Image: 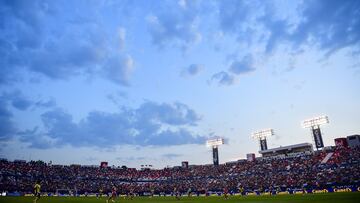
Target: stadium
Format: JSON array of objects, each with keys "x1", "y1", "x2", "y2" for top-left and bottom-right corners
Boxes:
[
  {"x1": 1, "y1": 0, "x2": 360, "y2": 203},
  {"x1": 1, "y1": 119, "x2": 360, "y2": 202}
]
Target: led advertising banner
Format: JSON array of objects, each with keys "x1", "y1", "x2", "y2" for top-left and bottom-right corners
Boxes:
[
  {"x1": 260, "y1": 139, "x2": 268, "y2": 151},
  {"x1": 212, "y1": 147, "x2": 219, "y2": 166},
  {"x1": 313, "y1": 128, "x2": 324, "y2": 148}
]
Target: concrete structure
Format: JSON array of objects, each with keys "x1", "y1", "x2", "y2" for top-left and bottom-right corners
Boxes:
[
  {"x1": 259, "y1": 143, "x2": 313, "y2": 157},
  {"x1": 347, "y1": 134, "x2": 360, "y2": 148}
]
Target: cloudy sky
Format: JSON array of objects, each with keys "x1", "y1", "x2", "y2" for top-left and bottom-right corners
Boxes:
[{"x1": 0, "y1": 0, "x2": 359, "y2": 168}]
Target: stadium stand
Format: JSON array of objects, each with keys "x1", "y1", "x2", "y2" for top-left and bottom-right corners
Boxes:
[{"x1": 0, "y1": 146, "x2": 359, "y2": 196}]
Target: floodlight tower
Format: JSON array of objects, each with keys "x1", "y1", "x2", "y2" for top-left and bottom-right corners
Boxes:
[
  {"x1": 252, "y1": 129, "x2": 274, "y2": 151},
  {"x1": 206, "y1": 138, "x2": 224, "y2": 166},
  {"x1": 302, "y1": 115, "x2": 329, "y2": 150}
]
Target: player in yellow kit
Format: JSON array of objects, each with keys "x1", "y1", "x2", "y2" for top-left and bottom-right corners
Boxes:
[{"x1": 33, "y1": 181, "x2": 41, "y2": 203}]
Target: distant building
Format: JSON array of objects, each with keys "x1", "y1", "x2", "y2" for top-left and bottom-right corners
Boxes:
[
  {"x1": 100, "y1": 161, "x2": 108, "y2": 168},
  {"x1": 246, "y1": 153, "x2": 256, "y2": 162},
  {"x1": 334, "y1": 137, "x2": 348, "y2": 147},
  {"x1": 181, "y1": 161, "x2": 189, "y2": 168},
  {"x1": 347, "y1": 134, "x2": 360, "y2": 148},
  {"x1": 259, "y1": 143, "x2": 313, "y2": 158}
]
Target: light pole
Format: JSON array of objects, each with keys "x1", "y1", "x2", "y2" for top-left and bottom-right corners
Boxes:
[
  {"x1": 302, "y1": 115, "x2": 329, "y2": 150},
  {"x1": 206, "y1": 138, "x2": 224, "y2": 166},
  {"x1": 252, "y1": 129, "x2": 274, "y2": 151}
]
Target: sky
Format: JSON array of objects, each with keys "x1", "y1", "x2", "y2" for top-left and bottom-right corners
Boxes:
[{"x1": 0, "y1": 0, "x2": 359, "y2": 168}]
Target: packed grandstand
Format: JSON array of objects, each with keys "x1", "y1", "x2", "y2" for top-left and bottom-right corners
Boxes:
[{"x1": 0, "y1": 145, "x2": 359, "y2": 196}]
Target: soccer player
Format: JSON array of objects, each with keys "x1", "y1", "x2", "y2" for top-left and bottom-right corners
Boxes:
[
  {"x1": 173, "y1": 187, "x2": 180, "y2": 200},
  {"x1": 223, "y1": 187, "x2": 229, "y2": 199},
  {"x1": 204, "y1": 188, "x2": 209, "y2": 197},
  {"x1": 239, "y1": 186, "x2": 245, "y2": 196},
  {"x1": 98, "y1": 187, "x2": 103, "y2": 198},
  {"x1": 128, "y1": 187, "x2": 135, "y2": 200},
  {"x1": 33, "y1": 181, "x2": 41, "y2": 203},
  {"x1": 269, "y1": 185, "x2": 274, "y2": 196},
  {"x1": 187, "y1": 187, "x2": 192, "y2": 197},
  {"x1": 150, "y1": 187, "x2": 155, "y2": 198},
  {"x1": 106, "y1": 186, "x2": 117, "y2": 203}
]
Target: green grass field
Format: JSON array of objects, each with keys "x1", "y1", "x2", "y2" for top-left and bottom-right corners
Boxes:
[{"x1": 1, "y1": 193, "x2": 360, "y2": 203}]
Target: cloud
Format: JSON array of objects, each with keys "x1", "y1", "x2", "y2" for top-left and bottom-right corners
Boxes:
[
  {"x1": 0, "y1": 0, "x2": 134, "y2": 86},
  {"x1": 181, "y1": 64, "x2": 203, "y2": 76},
  {"x1": 147, "y1": 128, "x2": 205, "y2": 146},
  {"x1": 211, "y1": 0, "x2": 360, "y2": 83},
  {"x1": 2, "y1": 91, "x2": 33, "y2": 111},
  {"x1": 146, "y1": 0, "x2": 201, "y2": 49},
  {"x1": 218, "y1": 0, "x2": 255, "y2": 34},
  {"x1": 0, "y1": 99, "x2": 17, "y2": 141},
  {"x1": 217, "y1": 0, "x2": 360, "y2": 55},
  {"x1": 0, "y1": 0, "x2": 46, "y2": 49},
  {"x1": 118, "y1": 27, "x2": 126, "y2": 51},
  {"x1": 0, "y1": 0, "x2": 52, "y2": 84},
  {"x1": 19, "y1": 101, "x2": 206, "y2": 148},
  {"x1": 229, "y1": 55, "x2": 255, "y2": 75},
  {"x1": 291, "y1": 0, "x2": 360, "y2": 55},
  {"x1": 136, "y1": 101, "x2": 200, "y2": 126},
  {"x1": 1, "y1": 90, "x2": 56, "y2": 111},
  {"x1": 107, "y1": 91, "x2": 128, "y2": 107},
  {"x1": 210, "y1": 71, "x2": 236, "y2": 86},
  {"x1": 35, "y1": 98, "x2": 57, "y2": 108},
  {"x1": 0, "y1": 90, "x2": 56, "y2": 142},
  {"x1": 29, "y1": 30, "x2": 108, "y2": 80},
  {"x1": 18, "y1": 127, "x2": 56, "y2": 149},
  {"x1": 102, "y1": 55, "x2": 134, "y2": 86},
  {"x1": 162, "y1": 153, "x2": 182, "y2": 159}
]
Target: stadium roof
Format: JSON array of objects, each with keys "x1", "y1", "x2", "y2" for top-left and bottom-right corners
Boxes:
[{"x1": 259, "y1": 143, "x2": 313, "y2": 154}]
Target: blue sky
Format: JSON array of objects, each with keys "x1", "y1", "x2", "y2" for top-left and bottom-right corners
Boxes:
[{"x1": 0, "y1": 0, "x2": 359, "y2": 168}]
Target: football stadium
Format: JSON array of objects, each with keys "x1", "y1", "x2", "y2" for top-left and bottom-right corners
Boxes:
[
  {"x1": 1, "y1": 125, "x2": 359, "y2": 202},
  {"x1": 1, "y1": 0, "x2": 360, "y2": 202}
]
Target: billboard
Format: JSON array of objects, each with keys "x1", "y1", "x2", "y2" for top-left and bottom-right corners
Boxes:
[
  {"x1": 313, "y1": 128, "x2": 324, "y2": 148},
  {"x1": 100, "y1": 162, "x2": 108, "y2": 168},
  {"x1": 260, "y1": 139, "x2": 268, "y2": 151},
  {"x1": 246, "y1": 153, "x2": 256, "y2": 162},
  {"x1": 181, "y1": 161, "x2": 189, "y2": 168},
  {"x1": 334, "y1": 138, "x2": 348, "y2": 147},
  {"x1": 212, "y1": 147, "x2": 219, "y2": 166}
]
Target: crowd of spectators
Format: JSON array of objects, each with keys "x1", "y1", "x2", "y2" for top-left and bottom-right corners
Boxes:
[{"x1": 0, "y1": 146, "x2": 359, "y2": 195}]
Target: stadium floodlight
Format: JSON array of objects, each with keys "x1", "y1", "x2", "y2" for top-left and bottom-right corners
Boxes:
[
  {"x1": 206, "y1": 138, "x2": 224, "y2": 166},
  {"x1": 206, "y1": 138, "x2": 224, "y2": 148},
  {"x1": 301, "y1": 115, "x2": 329, "y2": 150},
  {"x1": 301, "y1": 115, "x2": 329, "y2": 128},
  {"x1": 251, "y1": 129, "x2": 274, "y2": 151},
  {"x1": 251, "y1": 129, "x2": 274, "y2": 140}
]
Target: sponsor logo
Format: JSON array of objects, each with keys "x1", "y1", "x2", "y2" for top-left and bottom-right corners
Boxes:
[
  {"x1": 333, "y1": 188, "x2": 352, "y2": 193},
  {"x1": 312, "y1": 189, "x2": 328, "y2": 193}
]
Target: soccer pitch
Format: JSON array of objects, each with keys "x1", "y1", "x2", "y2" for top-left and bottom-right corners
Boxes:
[{"x1": 1, "y1": 193, "x2": 360, "y2": 203}]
